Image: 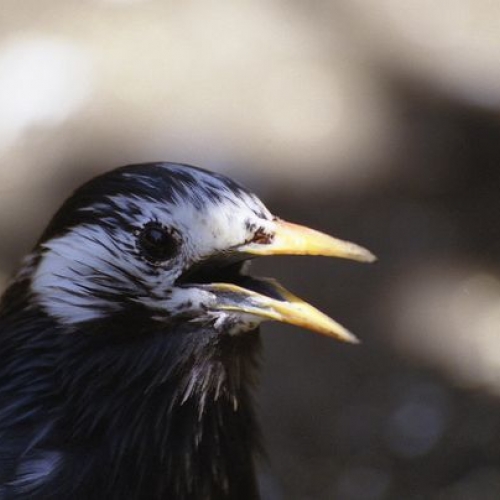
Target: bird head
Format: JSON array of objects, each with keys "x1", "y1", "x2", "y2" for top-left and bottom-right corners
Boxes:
[
  {"x1": 29, "y1": 163, "x2": 375, "y2": 342},
  {"x1": 0, "y1": 163, "x2": 376, "y2": 498}
]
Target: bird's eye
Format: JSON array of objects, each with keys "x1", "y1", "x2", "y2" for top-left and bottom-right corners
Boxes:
[{"x1": 137, "y1": 223, "x2": 179, "y2": 263}]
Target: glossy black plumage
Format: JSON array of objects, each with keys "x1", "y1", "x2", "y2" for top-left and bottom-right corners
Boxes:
[{"x1": 0, "y1": 297, "x2": 261, "y2": 499}]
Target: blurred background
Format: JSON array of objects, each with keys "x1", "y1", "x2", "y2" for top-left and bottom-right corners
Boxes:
[{"x1": 2, "y1": 0, "x2": 500, "y2": 498}]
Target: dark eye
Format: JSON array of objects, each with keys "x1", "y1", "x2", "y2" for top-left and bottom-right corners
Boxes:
[{"x1": 137, "y1": 223, "x2": 179, "y2": 263}]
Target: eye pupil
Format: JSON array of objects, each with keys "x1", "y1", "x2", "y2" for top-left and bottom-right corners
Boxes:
[
  {"x1": 138, "y1": 223, "x2": 178, "y2": 262},
  {"x1": 146, "y1": 228, "x2": 164, "y2": 245}
]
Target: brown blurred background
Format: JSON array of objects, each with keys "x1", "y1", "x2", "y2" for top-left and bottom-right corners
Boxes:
[{"x1": 2, "y1": 1, "x2": 500, "y2": 498}]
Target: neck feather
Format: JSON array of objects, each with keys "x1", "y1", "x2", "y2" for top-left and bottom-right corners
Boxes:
[{"x1": 0, "y1": 288, "x2": 263, "y2": 499}]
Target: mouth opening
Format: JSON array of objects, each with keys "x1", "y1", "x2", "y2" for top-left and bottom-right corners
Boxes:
[
  {"x1": 176, "y1": 257, "x2": 288, "y2": 302},
  {"x1": 175, "y1": 254, "x2": 358, "y2": 342}
]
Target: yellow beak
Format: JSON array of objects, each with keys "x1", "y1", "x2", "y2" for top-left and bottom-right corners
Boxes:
[{"x1": 203, "y1": 218, "x2": 376, "y2": 342}]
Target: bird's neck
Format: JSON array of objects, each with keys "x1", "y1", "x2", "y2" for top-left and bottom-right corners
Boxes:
[
  {"x1": 25, "y1": 311, "x2": 262, "y2": 499},
  {"x1": 0, "y1": 271, "x2": 263, "y2": 499}
]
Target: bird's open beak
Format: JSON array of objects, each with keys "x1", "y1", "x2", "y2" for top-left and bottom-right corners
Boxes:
[{"x1": 201, "y1": 219, "x2": 376, "y2": 343}]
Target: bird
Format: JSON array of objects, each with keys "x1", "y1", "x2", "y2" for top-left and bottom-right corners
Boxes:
[{"x1": 0, "y1": 163, "x2": 375, "y2": 500}]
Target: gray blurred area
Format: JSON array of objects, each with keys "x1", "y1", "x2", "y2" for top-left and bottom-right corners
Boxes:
[{"x1": 2, "y1": 1, "x2": 500, "y2": 499}]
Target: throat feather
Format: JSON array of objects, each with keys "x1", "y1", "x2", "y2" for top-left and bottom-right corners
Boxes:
[{"x1": 58, "y1": 322, "x2": 262, "y2": 499}]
